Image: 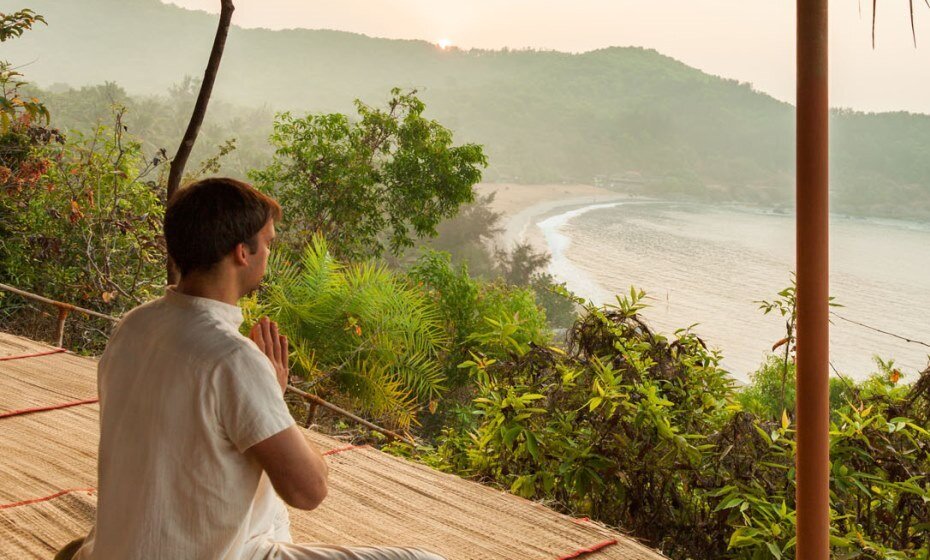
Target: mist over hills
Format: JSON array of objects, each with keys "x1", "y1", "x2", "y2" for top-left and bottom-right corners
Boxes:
[{"x1": 4, "y1": 0, "x2": 930, "y2": 219}]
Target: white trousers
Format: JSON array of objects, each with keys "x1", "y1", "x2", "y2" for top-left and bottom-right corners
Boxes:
[
  {"x1": 269, "y1": 542, "x2": 445, "y2": 560},
  {"x1": 266, "y1": 513, "x2": 444, "y2": 560}
]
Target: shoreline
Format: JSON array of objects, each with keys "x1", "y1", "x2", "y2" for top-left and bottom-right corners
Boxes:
[
  {"x1": 475, "y1": 183, "x2": 634, "y2": 252},
  {"x1": 477, "y1": 183, "x2": 930, "y2": 255},
  {"x1": 475, "y1": 184, "x2": 930, "y2": 382}
]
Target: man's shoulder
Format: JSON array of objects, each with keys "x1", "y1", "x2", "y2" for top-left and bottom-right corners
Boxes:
[
  {"x1": 114, "y1": 295, "x2": 166, "y2": 328},
  {"x1": 191, "y1": 328, "x2": 270, "y2": 375},
  {"x1": 113, "y1": 297, "x2": 259, "y2": 366},
  {"x1": 215, "y1": 335, "x2": 273, "y2": 374}
]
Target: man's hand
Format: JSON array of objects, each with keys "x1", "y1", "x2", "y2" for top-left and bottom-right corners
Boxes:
[{"x1": 249, "y1": 316, "x2": 289, "y2": 394}]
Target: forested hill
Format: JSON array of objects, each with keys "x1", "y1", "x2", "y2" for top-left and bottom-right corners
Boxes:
[{"x1": 4, "y1": 0, "x2": 930, "y2": 219}]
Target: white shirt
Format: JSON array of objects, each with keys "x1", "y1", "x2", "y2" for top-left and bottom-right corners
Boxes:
[{"x1": 74, "y1": 287, "x2": 297, "y2": 560}]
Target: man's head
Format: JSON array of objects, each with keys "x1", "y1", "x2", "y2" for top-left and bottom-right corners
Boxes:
[{"x1": 165, "y1": 178, "x2": 281, "y2": 294}]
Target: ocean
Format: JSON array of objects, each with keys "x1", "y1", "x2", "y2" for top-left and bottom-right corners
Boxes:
[{"x1": 537, "y1": 201, "x2": 930, "y2": 382}]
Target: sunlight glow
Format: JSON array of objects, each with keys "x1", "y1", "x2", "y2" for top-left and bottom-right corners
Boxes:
[{"x1": 437, "y1": 38, "x2": 452, "y2": 50}]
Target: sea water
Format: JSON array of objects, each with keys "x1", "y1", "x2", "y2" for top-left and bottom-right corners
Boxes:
[{"x1": 538, "y1": 201, "x2": 930, "y2": 381}]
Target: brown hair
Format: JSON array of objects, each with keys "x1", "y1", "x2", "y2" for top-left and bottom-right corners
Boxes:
[{"x1": 164, "y1": 177, "x2": 282, "y2": 276}]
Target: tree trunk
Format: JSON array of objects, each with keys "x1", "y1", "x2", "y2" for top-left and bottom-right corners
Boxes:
[{"x1": 165, "y1": 0, "x2": 235, "y2": 285}]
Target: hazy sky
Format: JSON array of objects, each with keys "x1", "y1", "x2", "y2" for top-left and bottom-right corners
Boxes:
[{"x1": 164, "y1": 0, "x2": 930, "y2": 114}]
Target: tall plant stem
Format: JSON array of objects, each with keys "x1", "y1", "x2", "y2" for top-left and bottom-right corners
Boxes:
[{"x1": 165, "y1": 0, "x2": 235, "y2": 284}]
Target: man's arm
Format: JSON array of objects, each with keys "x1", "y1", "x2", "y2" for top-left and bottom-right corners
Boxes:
[
  {"x1": 246, "y1": 316, "x2": 329, "y2": 510},
  {"x1": 246, "y1": 425, "x2": 329, "y2": 510}
]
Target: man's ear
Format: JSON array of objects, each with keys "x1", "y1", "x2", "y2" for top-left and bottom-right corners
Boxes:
[{"x1": 232, "y1": 242, "x2": 250, "y2": 267}]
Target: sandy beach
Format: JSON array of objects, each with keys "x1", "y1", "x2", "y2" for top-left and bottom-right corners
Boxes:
[{"x1": 475, "y1": 183, "x2": 631, "y2": 253}]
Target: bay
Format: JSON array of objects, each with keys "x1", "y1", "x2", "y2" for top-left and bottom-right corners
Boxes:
[{"x1": 538, "y1": 201, "x2": 930, "y2": 381}]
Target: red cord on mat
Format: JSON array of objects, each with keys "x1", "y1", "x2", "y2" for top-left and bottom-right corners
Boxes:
[
  {"x1": 322, "y1": 444, "x2": 368, "y2": 456},
  {"x1": 572, "y1": 517, "x2": 591, "y2": 524},
  {"x1": 0, "y1": 398, "x2": 99, "y2": 420},
  {"x1": 0, "y1": 488, "x2": 96, "y2": 510},
  {"x1": 0, "y1": 348, "x2": 66, "y2": 361},
  {"x1": 555, "y1": 539, "x2": 619, "y2": 560}
]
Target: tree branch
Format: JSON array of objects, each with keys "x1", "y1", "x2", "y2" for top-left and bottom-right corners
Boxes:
[{"x1": 165, "y1": 0, "x2": 235, "y2": 284}]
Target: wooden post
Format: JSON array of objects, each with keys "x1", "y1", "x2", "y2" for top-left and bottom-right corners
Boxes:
[
  {"x1": 55, "y1": 307, "x2": 70, "y2": 348},
  {"x1": 796, "y1": 0, "x2": 830, "y2": 558},
  {"x1": 303, "y1": 402, "x2": 318, "y2": 428}
]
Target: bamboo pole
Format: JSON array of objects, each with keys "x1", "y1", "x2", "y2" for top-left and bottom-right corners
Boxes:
[
  {"x1": 0, "y1": 283, "x2": 118, "y2": 323},
  {"x1": 796, "y1": 0, "x2": 830, "y2": 558},
  {"x1": 286, "y1": 385, "x2": 411, "y2": 443}
]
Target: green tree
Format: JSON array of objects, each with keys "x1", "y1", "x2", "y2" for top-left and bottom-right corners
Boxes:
[
  {"x1": 1, "y1": 8, "x2": 53, "y2": 186},
  {"x1": 1, "y1": 9, "x2": 47, "y2": 132},
  {"x1": 250, "y1": 89, "x2": 487, "y2": 260},
  {"x1": 397, "y1": 192, "x2": 504, "y2": 279},
  {"x1": 0, "y1": 109, "x2": 166, "y2": 351}
]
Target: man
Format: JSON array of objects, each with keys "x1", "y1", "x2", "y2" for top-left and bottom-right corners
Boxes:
[{"x1": 62, "y1": 178, "x2": 443, "y2": 560}]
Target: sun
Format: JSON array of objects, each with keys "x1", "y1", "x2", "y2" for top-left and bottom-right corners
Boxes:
[{"x1": 437, "y1": 38, "x2": 453, "y2": 50}]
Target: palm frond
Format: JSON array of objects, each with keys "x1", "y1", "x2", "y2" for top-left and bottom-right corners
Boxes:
[
  {"x1": 252, "y1": 232, "x2": 448, "y2": 426},
  {"x1": 337, "y1": 359, "x2": 418, "y2": 428}
]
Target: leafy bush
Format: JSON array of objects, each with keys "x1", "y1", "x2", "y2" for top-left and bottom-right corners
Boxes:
[
  {"x1": 407, "y1": 249, "x2": 552, "y2": 384},
  {"x1": 389, "y1": 288, "x2": 930, "y2": 559},
  {"x1": 1, "y1": 109, "x2": 165, "y2": 352},
  {"x1": 243, "y1": 234, "x2": 450, "y2": 429},
  {"x1": 529, "y1": 273, "x2": 578, "y2": 329},
  {"x1": 403, "y1": 196, "x2": 578, "y2": 330},
  {"x1": 471, "y1": 280, "x2": 551, "y2": 357},
  {"x1": 738, "y1": 355, "x2": 853, "y2": 423}
]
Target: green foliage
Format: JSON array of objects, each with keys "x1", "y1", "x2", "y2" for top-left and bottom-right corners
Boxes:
[
  {"x1": 407, "y1": 250, "x2": 480, "y2": 383},
  {"x1": 489, "y1": 242, "x2": 578, "y2": 329},
  {"x1": 402, "y1": 196, "x2": 577, "y2": 330},
  {"x1": 403, "y1": 192, "x2": 504, "y2": 279},
  {"x1": 0, "y1": 8, "x2": 44, "y2": 42},
  {"x1": 737, "y1": 355, "x2": 798, "y2": 421},
  {"x1": 738, "y1": 355, "x2": 853, "y2": 422},
  {"x1": 402, "y1": 249, "x2": 551, "y2": 441},
  {"x1": 242, "y1": 234, "x2": 450, "y2": 429},
  {"x1": 407, "y1": 249, "x2": 551, "y2": 388},
  {"x1": 392, "y1": 286, "x2": 930, "y2": 559},
  {"x1": 432, "y1": 288, "x2": 738, "y2": 556},
  {"x1": 249, "y1": 89, "x2": 487, "y2": 260},
  {"x1": 471, "y1": 280, "x2": 551, "y2": 359},
  {"x1": 825, "y1": 371, "x2": 930, "y2": 559},
  {"x1": 0, "y1": 108, "x2": 165, "y2": 351},
  {"x1": 1, "y1": 8, "x2": 48, "y2": 132}
]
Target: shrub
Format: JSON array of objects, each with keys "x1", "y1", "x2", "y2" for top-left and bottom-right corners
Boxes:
[
  {"x1": 243, "y1": 234, "x2": 450, "y2": 429},
  {"x1": 0, "y1": 109, "x2": 164, "y2": 351},
  {"x1": 388, "y1": 288, "x2": 930, "y2": 559}
]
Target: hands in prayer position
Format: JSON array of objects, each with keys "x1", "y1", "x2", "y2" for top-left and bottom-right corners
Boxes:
[{"x1": 249, "y1": 316, "x2": 289, "y2": 394}]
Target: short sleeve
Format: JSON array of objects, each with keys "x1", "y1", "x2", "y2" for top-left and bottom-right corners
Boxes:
[{"x1": 215, "y1": 345, "x2": 296, "y2": 453}]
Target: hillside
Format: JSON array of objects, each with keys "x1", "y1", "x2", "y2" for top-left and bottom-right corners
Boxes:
[{"x1": 4, "y1": 0, "x2": 930, "y2": 218}]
